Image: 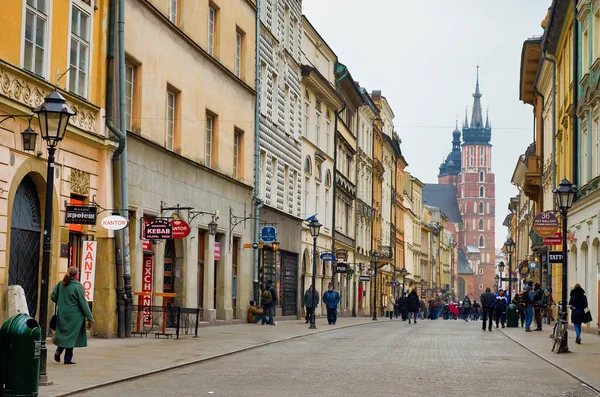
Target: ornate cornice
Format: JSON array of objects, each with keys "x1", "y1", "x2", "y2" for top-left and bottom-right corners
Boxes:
[{"x1": 0, "y1": 61, "x2": 99, "y2": 135}]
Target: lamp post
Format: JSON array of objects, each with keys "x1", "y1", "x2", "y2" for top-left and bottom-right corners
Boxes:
[
  {"x1": 308, "y1": 217, "x2": 321, "y2": 329},
  {"x1": 420, "y1": 278, "x2": 425, "y2": 297},
  {"x1": 494, "y1": 276, "x2": 500, "y2": 293},
  {"x1": 498, "y1": 261, "x2": 506, "y2": 291},
  {"x1": 504, "y1": 237, "x2": 515, "y2": 303},
  {"x1": 33, "y1": 91, "x2": 76, "y2": 384},
  {"x1": 371, "y1": 251, "x2": 380, "y2": 321},
  {"x1": 553, "y1": 178, "x2": 577, "y2": 353},
  {"x1": 400, "y1": 267, "x2": 409, "y2": 296}
]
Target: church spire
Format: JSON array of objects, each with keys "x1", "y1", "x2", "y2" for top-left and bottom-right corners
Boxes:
[
  {"x1": 485, "y1": 107, "x2": 490, "y2": 129},
  {"x1": 470, "y1": 65, "x2": 484, "y2": 128},
  {"x1": 463, "y1": 106, "x2": 469, "y2": 128}
]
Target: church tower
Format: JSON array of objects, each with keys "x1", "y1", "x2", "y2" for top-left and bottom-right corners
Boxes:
[
  {"x1": 456, "y1": 66, "x2": 496, "y2": 294},
  {"x1": 438, "y1": 122, "x2": 462, "y2": 185}
]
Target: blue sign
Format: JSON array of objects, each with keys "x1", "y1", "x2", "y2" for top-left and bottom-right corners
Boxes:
[
  {"x1": 252, "y1": 242, "x2": 259, "y2": 249},
  {"x1": 261, "y1": 226, "x2": 277, "y2": 242},
  {"x1": 319, "y1": 252, "x2": 336, "y2": 261}
]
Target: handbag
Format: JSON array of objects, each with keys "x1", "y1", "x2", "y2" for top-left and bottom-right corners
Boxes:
[
  {"x1": 49, "y1": 284, "x2": 59, "y2": 331},
  {"x1": 583, "y1": 308, "x2": 593, "y2": 324}
]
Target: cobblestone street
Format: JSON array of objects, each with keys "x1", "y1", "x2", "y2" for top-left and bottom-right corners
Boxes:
[{"x1": 75, "y1": 320, "x2": 598, "y2": 397}]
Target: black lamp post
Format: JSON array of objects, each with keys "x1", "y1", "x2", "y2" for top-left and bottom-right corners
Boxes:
[
  {"x1": 32, "y1": 91, "x2": 75, "y2": 384},
  {"x1": 420, "y1": 278, "x2": 425, "y2": 296},
  {"x1": 371, "y1": 251, "x2": 380, "y2": 321},
  {"x1": 553, "y1": 178, "x2": 577, "y2": 353},
  {"x1": 503, "y1": 237, "x2": 515, "y2": 302},
  {"x1": 497, "y1": 261, "x2": 506, "y2": 291},
  {"x1": 400, "y1": 267, "x2": 409, "y2": 296},
  {"x1": 308, "y1": 217, "x2": 321, "y2": 329}
]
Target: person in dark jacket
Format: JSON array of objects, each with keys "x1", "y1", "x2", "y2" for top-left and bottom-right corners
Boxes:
[
  {"x1": 406, "y1": 289, "x2": 420, "y2": 324},
  {"x1": 302, "y1": 285, "x2": 319, "y2": 324},
  {"x1": 568, "y1": 284, "x2": 588, "y2": 344},
  {"x1": 266, "y1": 280, "x2": 278, "y2": 325},
  {"x1": 461, "y1": 296, "x2": 472, "y2": 321},
  {"x1": 480, "y1": 287, "x2": 496, "y2": 331},
  {"x1": 532, "y1": 282, "x2": 544, "y2": 331},
  {"x1": 398, "y1": 293, "x2": 407, "y2": 321},
  {"x1": 260, "y1": 284, "x2": 273, "y2": 325},
  {"x1": 494, "y1": 289, "x2": 508, "y2": 328},
  {"x1": 322, "y1": 283, "x2": 340, "y2": 325}
]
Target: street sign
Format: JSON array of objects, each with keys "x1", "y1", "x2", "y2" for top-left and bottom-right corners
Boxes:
[
  {"x1": 359, "y1": 275, "x2": 371, "y2": 282},
  {"x1": 143, "y1": 219, "x2": 172, "y2": 240},
  {"x1": 261, "y1": 226, "x2": 277, "y2": 242},
  {"x1": 170, "y1": 219, "x2": 191, "y2": 238},
  {"x1": 335, "y1": 249, "x2": 348, "y2": 261},
  {"x1": 65, "y1": 205, "x2": 97, "y2": 225},
  {"x1": 252, "y1": 242, "x2": 259, "y2": 249},
  {"x1": 533, "y1": 211, "x2": 559, "y2": 238},
  {"x1": 528, "y1": 261, "x2": 538, "y2": 270},
  {"x1": 335, "y1": 262, "x2": 348, "y2": 273},
  {"x1": 549, "y1": 251, "x2": 563, "y2": 264},
  {"x1": 320, "y1": 252, "x2": 336, "y2": 261}
]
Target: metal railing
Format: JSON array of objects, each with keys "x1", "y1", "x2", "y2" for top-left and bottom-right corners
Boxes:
[{"x1": 131, "y1": 305, "x2": 200, "y2": 339}]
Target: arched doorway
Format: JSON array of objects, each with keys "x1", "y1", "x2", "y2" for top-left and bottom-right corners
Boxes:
[{"x1": 9, "y1": 175, "x2": 42, "y2": 316}]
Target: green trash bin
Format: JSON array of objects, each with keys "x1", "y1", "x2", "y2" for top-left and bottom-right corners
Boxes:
[
  {"x1": 0, "y1": 313, "x2": 41, "y2": 396},
  {"x1": 507, "y1": 303, "x2": 518, "y2": 328}
]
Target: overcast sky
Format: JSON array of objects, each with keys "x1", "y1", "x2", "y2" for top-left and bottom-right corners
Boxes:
[{"x1": 303, "y1": 0, "x2": 551, "y2": 249}]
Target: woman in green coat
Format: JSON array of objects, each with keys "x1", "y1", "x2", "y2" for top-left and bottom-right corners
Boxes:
[{"x1": 50, "y1": 266, "x2": 94, "y2": 364}]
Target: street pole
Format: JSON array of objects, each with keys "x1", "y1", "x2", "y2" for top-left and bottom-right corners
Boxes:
[
  {"x1": 559, "y1": 209, "x2": 569, "y2": 353},
  {"x1": 38, "y1": 146, "x2": 56, "y2": 385},
  {"x1": 372, "y1": 252, "x2": 379, "y2": 321},
  {"x1": 310, "y1": 235, "x2": 317, "y2": 330},
  {"x1": 508, "y1": 252, "x2": 512, "y2": 303},
  {"x1": 500, "y1": 270, "x2": 503, "y2": 290}
]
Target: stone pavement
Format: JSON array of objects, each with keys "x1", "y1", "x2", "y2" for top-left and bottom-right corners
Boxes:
[
  {"x1": 499, "y1": 324, "x2": 600, "y2": 392},
  {"x1": 40, "y1": 316, "x2": 376, "y2": 397}
]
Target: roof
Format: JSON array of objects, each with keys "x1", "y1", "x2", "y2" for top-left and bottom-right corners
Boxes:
[
  {"x1": 422, "y1": 184, "x2": 462, "y2": 223},
  {"x1": 466, "y1": 245, "x2": 480, "y2": 254},
  {"x1": 457, "y1": 249, "x2": 474, "y2": 274},
  {"x1": 541, "y1": 0, "x2": 570, "y2": 55}
]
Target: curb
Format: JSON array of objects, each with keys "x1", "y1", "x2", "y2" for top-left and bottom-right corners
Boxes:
[
  {"x1": 55, "y1": 320, "x2": 381, "y2": 396},
  {"x1": 498, "y1": 328, "x2": 600, "y2": 394}
]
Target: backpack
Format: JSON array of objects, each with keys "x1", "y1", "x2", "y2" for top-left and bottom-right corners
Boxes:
[
  {"x1": 463, "y1": 299, "x2": 471, "y2": 309},
  {"x1": 268, "y1": 285, "x2": 278, "y2": 305},
  {"x1": 261, "y1": 290, "x2": 272, "y2": 306}
]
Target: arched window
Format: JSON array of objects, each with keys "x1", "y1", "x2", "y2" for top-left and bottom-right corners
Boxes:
[
  {"x1": 304, "y1": 156, "x2": 312, "y2": 174},
  {"x1": 479, "y1": 201, "x2": 484, "y2": 214},
  {"x1": 479, "y1": 235, "x2": 484, "y2": 247},
  {"x1": 316, "y1": 162, "x2": 322, "y2": 180},
  {"x1": 479, "y1": 171, "x2": 484, "y2": 182},
  {"x1": 478, "y1": 218, "x2": 484, "y2": 231},
  {"x1": 479, "y1": 186, "x2": 485, "y2": 197},
  {"x1": 325, "y1": 169, "x2": 332, "y2": 187}
]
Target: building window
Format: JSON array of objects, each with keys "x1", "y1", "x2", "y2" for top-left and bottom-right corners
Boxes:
[
  {"x1": 208, "y1": 6, "x2": 216, "y2": 56},
  {"x1": 125, "y1": 63, "x2": 135, "y2": 131},
  {"x1": 304, "y1": 177, "x2": 309, "y2": 216},
  {"x1": 304, "y1": 102, "x2": 310, "y2": 137},
  {"x1": 69, "y1": 5, "x2": 91, "y2": 97},
  {"x1": 315, "y1": 183, "x2": 320, "y2": 217},
  {"x1": 260, "y1": 151, "x2": 266, "y2": 200},
  {"x1": 479, "y1": 235, "x2": 484, "y2": 247},
  {"x1": 271, "y1": 157, "x2": 278, "y2": 205},
  {"x1": 595, "y1": 120, "x2": 600, "y2": 178},
  {"x1": 479, "y1": 268, "x2": 484, "y2": 275},
  {"x1": 23, "y1": 0, "x2": 48, "y2": 77},
  {"x1": 235, "y1": 30, "x2": 243, "y2": 77},
  {"x1": 325, "y1": 169, "x2": 331, "y2": 187},
  {"x1": 479, "y1": 284, "x2": 483, "y2": 290},
  {"x1": 304, "y1": 156, "x2": 312, "y2": 174},
  {"x1": 315, "y1": 111, "x2": 321, "y2": 147},
  {"x1": 479, "y1": 186, "x2": 485, "y2": 197},
  {"x1": 205, "y1": 114, "x2": 214, "y2": 167},
  {"x1": 284, "y1": 85, "x2": 290, "y2": 134},
  {"x1": 479, "y1": 201, "x2": 484, "y2": 214},
  {"x1": 166, "y1": 90, "x2": 177, "y2": 151},
  {"x1": 324, "y1": 188, "x2": 329, "y2": 228},
  {"x1": 169, "y1": 0, "x2": 177, "y2": 24},
  {"x1": 316, "y1": 162, "x2": 322, "y2": 181},
  {"x1": 478, "y1": 218, "x2": 484, "y2": 231},
  {"x1": 487, "y1": 219, "x2": 490, "y2": 231},
  {"x1": 479, "y1": 170, "x2": 484, "y2": 182},
  {"x1": 325, "y1": 119, "x2": 331, "y2": 154},
  {"x1": 233, "y1": 129, "x2": 242, "y2": 179},
  {"x1": 284, "y1": 165, "x2": 290, "y2": 211}
]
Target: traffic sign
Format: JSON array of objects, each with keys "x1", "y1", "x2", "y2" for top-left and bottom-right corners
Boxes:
[
  {"x1": 261, "y1": 226, "x2": 277, "y2": 242},
  {"x1": 252, "y1": 242, "x2": 259, "y2": 249},
  {"x1": 320, "y1": 252, "x2": 336, "y2": 261},
  {"x1": 533, "y1": 211, "x2": 559, "y2": 238}
]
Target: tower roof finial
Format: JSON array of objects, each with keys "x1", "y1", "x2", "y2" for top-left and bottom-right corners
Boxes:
[{"x1": 470, "y1": 65, "x2": 483, "y2": 128}]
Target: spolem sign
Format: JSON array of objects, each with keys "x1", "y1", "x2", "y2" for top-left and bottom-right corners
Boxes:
[{"x1": 101, "y1": 215, "x2": 128, "y2": 230}]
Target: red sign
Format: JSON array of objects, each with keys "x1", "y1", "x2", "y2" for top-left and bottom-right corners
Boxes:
[
  {"x1": 142, "y1": 239, "x2": 151, "y2": 251},
  {"x1": 544, "y1": 232, "x2": 562, "y2": 246},
  {"x1": 214, "y1": 242, "x2": 221, "y2": 260},
  {"x1": 142, "y1": 255, "x2": 153, "y2": 325},
  {"x1": 170, "y1": 219, "x2": 191, "y2": 239}
]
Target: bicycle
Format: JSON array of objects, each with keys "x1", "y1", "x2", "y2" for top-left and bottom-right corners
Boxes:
[{"x1": 550, "y1": 304, "x2": 570, "y2": 354}]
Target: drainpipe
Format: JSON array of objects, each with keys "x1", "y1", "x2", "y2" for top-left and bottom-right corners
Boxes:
[
  {"x1": 106, "y1": 0, "x2": 126, "y2": 338},
  {"x1": 253, "y1": 0, "x2": 261, "y2": 302},
  {"x1": 573, "y1": 0, "x2": 579, "y2": 185},
  {"x1": 540, "y1": 52, "x2": 557, "y2": 196}
]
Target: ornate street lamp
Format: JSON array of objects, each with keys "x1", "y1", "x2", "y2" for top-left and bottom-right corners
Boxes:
[
  {"x1": 208, "y1": 219, "x2": 218, "y2": 236},
  {"x1": 503, "y1": 237, "x2": 515, "y2": 302},
  {"x1": 32, "y1": 91, "x2": 75, "y2": 384},
  {"x1": 497, "y1": 261, "x2": 506, "y2": 290},
  {"x1": 271, "y1": 241, "x2": 280, "y2": 252},
  {"x1": 553, "y1": 178, "x2": 577, "y2": 353},
  {"x1": 21, "y1": 122, "x2": 38, "y2": 152},
  {"x1": 420, "y1": 278, "x2": 425, "y2": 295},
  {"x1": 371, "y1": 251, "x2": 380, "y2": 321},
  {"x1": 400, "y1": 267, "x2": 409, "y2": 296},
  {"x1": 308, "y1": 217, "x2": 321, "y2": 329}
]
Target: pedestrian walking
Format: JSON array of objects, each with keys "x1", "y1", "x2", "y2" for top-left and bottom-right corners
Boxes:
[
  {"x1": 323, "y1": 283, "x2": 340, "y2": 325},
  {"x1": 395, "y1": 295, "x2": 402, "y2": 318},
  {"x1": 568, "y1": 283, "x2": 589, "y2": 344},
  {"x1": 399, "y1": 293, "x2": 408, "y2": 321},
  {"x1": 494, "y1": 289, "x2": 508, "y2": 328},
  {"x1": 461, "y1": 296, "x2": 472, "y2": 321},
  {"x1": 480, "y1": 287, "x2": 495, "y2": 332},
  {"x1": 544, "y1": 288, "x2": 555, "y2": 325},
  {"x1": 51, "y1": 266, "x2": 94, "y2": 365},
  {"x1": 266, "y1": 280, "x2": 278, "y2": 325},
  {"x1": 387, "y1": 293, "x2": 395, "y2": 320},
  {"x1": 406, "y1": 288, "x2": 420, "y2": 324},
  {"x1": 471, "y1": 300, "x2": 481, "y2": 321},
  {"x1": 532, "y1": 283, "x2": 544, "y2": 331},
  {"x1": 523, "y1": 281, "x2": 535, "y2": 332},
  {"x1": 512, "y1": 292, "x2": 525, "y2": 327},
  {"x1": 260, "y1": 284, "x2": 273, "y2": 325},
  {"x1": 302, "y1": 284, "x2": 319, "y2": 324}
]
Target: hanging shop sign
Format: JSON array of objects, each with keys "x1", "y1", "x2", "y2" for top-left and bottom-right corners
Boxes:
[
  {"x1": 80, "y1": 241, "x2": 98, "y2": 302},
  {"x1": 142, "y1": 240, "x2": 152, "y2": 251},
  {"x1": 101, "y1": 215, "x2": 128, "y2": 230},
  {"x1": 359, "y1": 275, "x2": 371, "y2": 282},
  {"x1": 532, "y1": 211, "x2": 559, "y2": 238},
  {"x1": 320, "y1": 252, "x2": 336, "y2": 261},
  {"x1": 335, "y1": 262, "x2": 348, "y2": 273},
  {"x1": 549, "y1": 251, "x2": 563, "y2": 264},
  {"x1": 170, "y1": 219, "x2": 191, "y2": 239},
  {"x1": 142, "y1": 255, "x2": 153, "y2": 325},
  {"x1": 143, "y1": 219, "x2": 172, "y2": 240},
  {"x1": 335, "y1": 249, "x2": 348, "y2": 261},
  {"x1": 214, "y1": 242, "x2": 221, "y2": 260},
  {"x1": 544, "y1": 232, "x2": 562, "y2": 246},
  {"x1": 65, "y1": 205, "x2": 97, "y2": 225}
]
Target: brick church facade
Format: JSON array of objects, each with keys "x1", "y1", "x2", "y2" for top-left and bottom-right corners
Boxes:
[{"x1": 437, "y1": 67, "x2": 496, "y2": 300}]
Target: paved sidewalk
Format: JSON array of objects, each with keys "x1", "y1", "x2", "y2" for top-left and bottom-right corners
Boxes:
[
  {"x1": 40, "y1": 317, "x2": 377, "y2": 397},
  {"x1": 499, "y1": 324, "x2": 600, "y2": 391}
]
